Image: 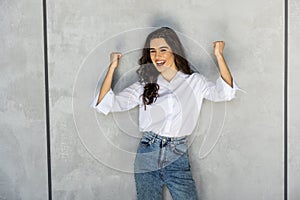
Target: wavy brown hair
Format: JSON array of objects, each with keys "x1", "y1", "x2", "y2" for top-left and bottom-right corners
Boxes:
[{"x1": 136, "y1": 27, "x2": 193, "y2": 110}]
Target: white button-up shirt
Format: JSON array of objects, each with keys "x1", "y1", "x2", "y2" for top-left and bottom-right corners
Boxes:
[{"x1": 91, "y1": 70, "x2": 239, "y2": 137}]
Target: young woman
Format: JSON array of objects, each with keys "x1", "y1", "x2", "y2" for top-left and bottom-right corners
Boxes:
[{"x1": 92, "y1": 27, "x2": 238, "y2": 200}]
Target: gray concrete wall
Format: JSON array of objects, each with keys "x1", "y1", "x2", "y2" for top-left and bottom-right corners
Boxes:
[
  {"x1": 1, "y1": 0, "x2": 295, "y2": 199},
  {"x1": 0, "y1": 0, "x2": 48, "y2": 200},
  {"x1": 289, "y1": 0, "x2": 300, "y2": 199},
  {"x1": 49, "y1": 0, "x2": 284, "y2": 200}
]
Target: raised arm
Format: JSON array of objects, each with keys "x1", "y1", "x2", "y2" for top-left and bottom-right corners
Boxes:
[
  {"x1": 213, "y1": 41, "x2": 233, "y2": 87},
  {"x1": 96, "y1": 52, "x2": 122, "y2": 106},
  {"x1": 193, "y1": 41, "x2": 239, "y2": 102}
]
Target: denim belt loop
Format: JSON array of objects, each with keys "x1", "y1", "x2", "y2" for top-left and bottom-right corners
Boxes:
[{"x1": 149, "y1": 131, "x2": 157, "y2": 145}]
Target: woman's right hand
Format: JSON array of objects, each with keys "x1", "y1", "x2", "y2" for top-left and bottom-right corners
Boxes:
[{"x1": 109, "y1": 52, "x2": 122, "y2": 70}]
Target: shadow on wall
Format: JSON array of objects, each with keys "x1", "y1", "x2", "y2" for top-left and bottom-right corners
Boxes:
[{"x1": 150, "y1": 16, "x2": 183, "y2": 32}]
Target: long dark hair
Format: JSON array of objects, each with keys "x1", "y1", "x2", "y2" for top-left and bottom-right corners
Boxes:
[{"x1": 136, "y1": 27, "x2": 193, "y2": 110}]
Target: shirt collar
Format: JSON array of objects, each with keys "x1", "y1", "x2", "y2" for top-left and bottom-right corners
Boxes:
[{"x1": 157, "y1": 70, "x2": 188, "y2": 87}]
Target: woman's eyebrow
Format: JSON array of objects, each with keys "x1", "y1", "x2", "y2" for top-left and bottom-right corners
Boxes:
[{"x1": 149, "y1": 46, "x2": 169, "y2": 50}]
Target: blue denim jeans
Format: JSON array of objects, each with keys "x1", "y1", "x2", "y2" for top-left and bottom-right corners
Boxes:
[{"x1": 134, "y1": 131, "x2": 198, "y2": 200}]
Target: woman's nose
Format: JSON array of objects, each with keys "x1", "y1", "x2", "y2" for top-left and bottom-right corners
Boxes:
[{"x1": 155, "y1": 51, "x2": 162, "y2": 59}]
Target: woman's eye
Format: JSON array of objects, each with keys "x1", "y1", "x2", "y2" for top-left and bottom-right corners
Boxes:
[
  {"x1": 160, "y1": 49, "x2": 167, "y2": 52},
  {"x1": 150, "y1": 50, "x2": 156, "y2": 53}
]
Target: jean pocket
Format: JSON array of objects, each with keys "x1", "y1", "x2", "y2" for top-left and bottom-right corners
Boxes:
[{"x1": 171, "y1": 142, "x2": 188, "y2": 155}]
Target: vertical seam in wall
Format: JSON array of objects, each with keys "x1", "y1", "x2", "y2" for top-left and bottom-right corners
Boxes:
[
  {"x1": 37, "y1": 2, "x2": 289, "y2": 200},
  {"x1": 42, "y1": 0, "x2": 52, "y2": 199},
  {"x1": 284, "y1": 0, "x2": 288, "y2": 199}
]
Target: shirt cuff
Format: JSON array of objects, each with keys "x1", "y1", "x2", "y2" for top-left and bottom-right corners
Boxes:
[
  {"x1": 217, "y1": 76, "x2": 240, "y2": 100},
  {"x1": 90, "y1": 89, "x2": 114, "y2": 115},
  {"x1": 219, "y1": 76, "x2": 239, "y2": 89}
]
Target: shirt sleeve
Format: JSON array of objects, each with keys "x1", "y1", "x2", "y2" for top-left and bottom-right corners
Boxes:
[
  {"x1": 90, "y1": 81, "x2": 143, "y2": 115},
  {"x1": 196, "y1": 73, "x2": 240, "y2": 102}
]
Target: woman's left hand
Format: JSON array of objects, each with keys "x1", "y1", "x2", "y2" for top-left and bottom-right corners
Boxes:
[{"x1": 213, "y1": 41, "x2": 225, "y2": 57}]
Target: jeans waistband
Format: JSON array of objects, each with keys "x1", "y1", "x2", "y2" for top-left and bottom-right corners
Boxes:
[{"x1": 142, "y1": 131, "x2": 187, "y2": 143}]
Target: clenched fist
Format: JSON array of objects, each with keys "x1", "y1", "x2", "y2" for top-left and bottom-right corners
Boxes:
[
  {"x1": 109, "y1": 52, "x2": 122, "y2": 70},
  {"x1": 213, "y1": 41, "x2": 225, "y2": 57}
]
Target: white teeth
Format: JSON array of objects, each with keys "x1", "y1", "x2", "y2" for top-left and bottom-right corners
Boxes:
[{"x1": 156, "y1": 61, "x2": 165, "y2": 64}]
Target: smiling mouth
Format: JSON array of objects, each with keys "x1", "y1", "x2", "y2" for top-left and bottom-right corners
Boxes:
[{"x1": 155, "y1": 60, "x2": 166, "y2": 67}]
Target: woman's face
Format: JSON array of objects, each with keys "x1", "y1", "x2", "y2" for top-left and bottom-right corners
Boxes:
[{"x1": 149, "y1": 38, "x2": 177, "y2": 73}]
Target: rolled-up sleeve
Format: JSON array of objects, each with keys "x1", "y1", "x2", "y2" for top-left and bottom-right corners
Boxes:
[
  {"x1": 203, "y1": 76, "x2": 239, "y2": 102},
  {"x1": 90, "y1": 81, "x2": 143, "y2": 115}
]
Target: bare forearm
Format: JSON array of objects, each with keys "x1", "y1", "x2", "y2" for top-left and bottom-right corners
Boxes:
[
  {"x1": 96, "y1": 52, "x2": 121, "y2": 106},
  {"x1": 213, "y1": 41, "x2": 233, "y2": 87},
  {"x1": 96, "y1": 66, "x2": 115, "y2": 105},
  {"x1": 216, "y1": 54, "x2": 233, "y2": 87}
]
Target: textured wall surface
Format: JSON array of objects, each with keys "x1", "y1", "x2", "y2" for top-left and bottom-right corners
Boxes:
[
  {"x1": 289, "y1": 0, "x2": 300, "y2": 199},
  {"x1": 0, "y1": 0, "x2": 48, "y2": 199},
  {"x1": 48, "y1": 0, "x2": 284, "y2": 200},
  {"x1": 0, "y1": 0, "x2": 290, "y2": 200}
]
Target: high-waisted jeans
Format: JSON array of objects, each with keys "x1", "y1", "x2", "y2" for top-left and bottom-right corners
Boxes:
[{"x1": 134, "y1": 131, "x2": 198, "y2": 200}]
